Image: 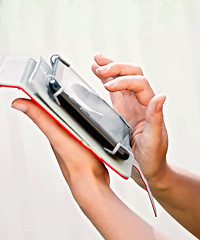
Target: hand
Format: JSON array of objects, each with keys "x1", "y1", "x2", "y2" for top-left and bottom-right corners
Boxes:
[
  {"x1": 92, "y1": 53, "x2": 168, "y2": 188},
  {"x1": 11, "y1": 99, "x2": 167, "y2": 240},
  {"x1": 11, "y1": 99, "x2": 110, "y2": 189}
]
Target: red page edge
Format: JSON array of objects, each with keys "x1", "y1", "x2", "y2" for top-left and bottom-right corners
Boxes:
[{"x1": 0, "y1": 84, "x2": 128, "y2": 180}]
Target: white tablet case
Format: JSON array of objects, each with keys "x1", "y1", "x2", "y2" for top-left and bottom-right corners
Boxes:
[{"x1": 0, "y1": 55, "x2": 157, "y2": 216}]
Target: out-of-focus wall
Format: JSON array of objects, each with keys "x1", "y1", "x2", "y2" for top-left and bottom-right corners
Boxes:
[{"x1": 0, "y1": 1, "x2": 199, "y2": 239}]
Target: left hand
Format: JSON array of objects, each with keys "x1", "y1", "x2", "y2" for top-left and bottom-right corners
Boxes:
[{"x1": 11, "y1": 99, "x2": 110, "y2": 188}]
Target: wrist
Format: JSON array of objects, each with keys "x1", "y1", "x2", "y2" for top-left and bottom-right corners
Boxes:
[
  {"x1": 64, "y1": 159, "x2": 110, "y2": 191},
  {"x1": 57, "y1": 150, "x2": 109, "y2": 188},
  {"x1": 148, "y1": 159, "x2": 172, "y2": 194},
  {"x1": 68, "y1": 170, "x2": 110, "y2": 210}
]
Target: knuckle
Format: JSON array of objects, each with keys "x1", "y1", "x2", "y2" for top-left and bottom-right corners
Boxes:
[
  {"x1": 91, "y1": 63, "x2": 97, "y2": 70},
  {"x1": 27, "y1": 108, "x2": 44, "y2": 126},
  {"x1": 140, "y1": 76, "x2": 152, "y2": 90},
  {"x1": 107, "y1": 62, "x2": 116, "y2": 71},
  {"x1": 135, "y1": 64, "x2": 143, "y2": 75},
  {"x1": 140, "y1": 76, "x2": 148, "y2": 85},
  {"x1": 153, "y1": 115, "x2": 163, "y2": 126}
]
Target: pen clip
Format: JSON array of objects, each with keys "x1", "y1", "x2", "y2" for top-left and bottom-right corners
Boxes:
[
  {"x1": 46, "y1": 75, "x2": 64, "y2": 106},
  {"x1": 50, "y1": 54, "x2": 70, "y2": 68}
]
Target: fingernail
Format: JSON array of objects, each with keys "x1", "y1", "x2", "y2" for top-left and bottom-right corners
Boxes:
[
  {"x1": 11, "y1": 102, "x2": 27, "y2": 112},
  {"x1": 104, "y1": 81, "x2": 117, "y2": 88},
  {"x1": 96, "y1": 68, "x2": 102, "y2": 74},
  {"x1": 156, "y1": 96, "x2": 166, "y2": 111},
  {"x1": 97, "y1": 67, "x2": 108, "y2": 74},
  {"x1": 107, "y1": 77, "x2": 114, "y2": 81},
  {"x1": 156, "y1": 102, "x2": 163, "y2": 111},
  {"x1": 156, "y1": 99, "x2": 166, "y2": 111}
]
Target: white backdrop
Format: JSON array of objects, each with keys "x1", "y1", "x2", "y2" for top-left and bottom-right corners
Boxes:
[{"x1": 0, "y1": 0, "x2": 199, "y2": 239}]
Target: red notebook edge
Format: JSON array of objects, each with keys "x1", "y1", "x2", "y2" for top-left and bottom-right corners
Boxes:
[{"x1": 0, "y1": 84, "x2": 128, "y2": 180}]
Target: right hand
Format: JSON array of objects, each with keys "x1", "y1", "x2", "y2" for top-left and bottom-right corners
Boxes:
[{"x1": 92, "y1": 53, "x2": 168, "y2": 188}]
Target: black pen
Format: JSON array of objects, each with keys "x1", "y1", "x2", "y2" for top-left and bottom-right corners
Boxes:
[{"x1": 47, "y1": 78, "x2": 129, "y2": 160}]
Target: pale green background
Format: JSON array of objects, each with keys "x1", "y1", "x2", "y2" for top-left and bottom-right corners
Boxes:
[{"x1": 0, "y1": 0, "x2": 200, "y2": 239}]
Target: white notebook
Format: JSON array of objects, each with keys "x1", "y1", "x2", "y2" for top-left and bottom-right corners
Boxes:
[{"x1": 0, "y1": 54, "x2": 157, "y2": 215}]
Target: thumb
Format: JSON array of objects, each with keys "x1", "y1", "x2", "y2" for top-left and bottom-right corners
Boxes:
[
  {"x1": 11, "y1": 98, "x2": 68, "y2": 145},
  {"x1": 144, "y1": 94, "x2": 166, "y2": 140}
]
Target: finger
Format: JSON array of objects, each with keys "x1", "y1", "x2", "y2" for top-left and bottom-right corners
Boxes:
[
  {"x1": 94, "y1": 53, "x2": 113, "y2": 66},
  {"x1": 104, "y1": 76, "x2": 155, "y2": 106},
  {"x1": 91, "y1": 62, "x2": 114, "y2": 84},
  {"x1": 144, "y1": 94, "x2": 166, "y2": 141},
  {"x1": 91, "y1": 62, "x2": 102, "y2": 78},
  {"x1": 11, "y1": 98, "x2": 71, "y2": 146},
  {"x1": 96, "y1": 62, "x2": 143, "y2": 79},
  {"x1": 11, "y1": 99, "x2": 106, "y2": 180}
]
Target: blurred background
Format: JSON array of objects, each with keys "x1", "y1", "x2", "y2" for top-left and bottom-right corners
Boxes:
[{"x1": 0, "y1": 0, "x2": 200, "y2": 239}]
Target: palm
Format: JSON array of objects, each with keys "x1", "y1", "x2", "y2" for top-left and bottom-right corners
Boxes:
[
  {"x1": 110, "y1": 88, "x2": 167, "y2": 185},
  {"x1": 109, "y1": 90, "x2": 147, "y2": 158},
  {"x1": 109, "y1": 90, "x2": 146, "y2": 129}
]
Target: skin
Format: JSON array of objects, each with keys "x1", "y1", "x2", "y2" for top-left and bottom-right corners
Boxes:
[
  {"x1": 11, "y1": 100, "x2": 165, "y2": 240},
  {"x1": 10, "y1": 53, "x2": 200, "y2": 239},
  {"x1": 91, "y1": 54, "x2": 168, "y2": 185},
  {"x1": 92, "y1": 53, "x2": 200, "y2": 238}
]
